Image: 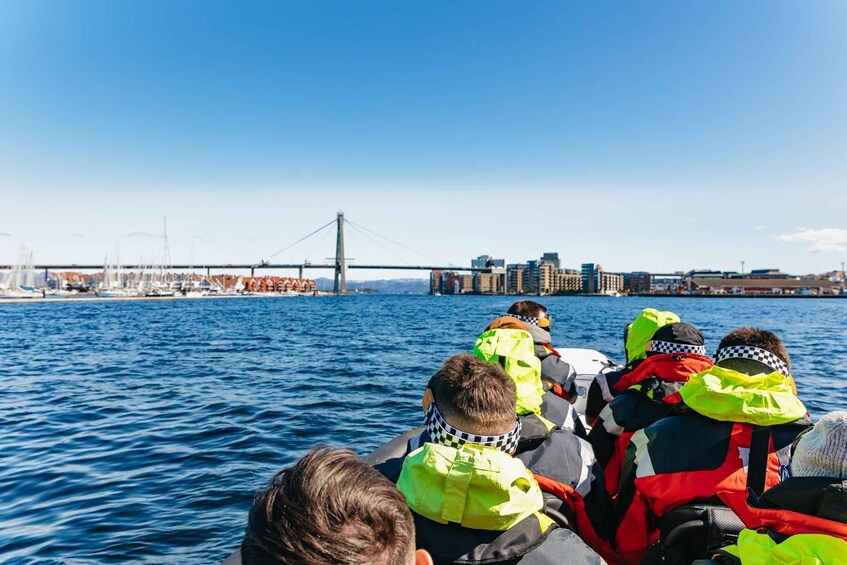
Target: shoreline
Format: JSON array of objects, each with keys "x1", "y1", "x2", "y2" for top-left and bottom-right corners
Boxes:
[{"x1": 0, "y1": 293, "x2": 319, "y2": 305}]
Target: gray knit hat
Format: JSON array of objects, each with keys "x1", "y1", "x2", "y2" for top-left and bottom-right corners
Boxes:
[{"x1": 790, "y1": 411, "x2": 847, "y2": 479}]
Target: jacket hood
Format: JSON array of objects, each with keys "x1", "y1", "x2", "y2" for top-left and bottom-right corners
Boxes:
[
  {"x1": 613, "y1": 353, "x2": 713, "y2": 392},
  {"x1": 487, "y1": 317, "x2": 553, "y2": 357},
  {"x1": 679, "y1": 366, "x2": 807, "y2": 425},
  {"x1": 625, "y1": 308, "x2": 680, "y2": 364},
  {"x1": 473, "y1": 328, "x2": 545, "y2": 416},
  {"x1": 396, "y1": 442, "x2": 543, "y2": 531},
  {"x1": 524, "y1": 323, "x2": 552, "y2": 346},
  {"x1": 727, "y1": 528, "x2": 847, "y2": 563}
]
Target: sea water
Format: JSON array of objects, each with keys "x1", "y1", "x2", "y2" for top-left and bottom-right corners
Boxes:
[{"x1": 1, "y1": 295, "x2": 845, "y2": 563}]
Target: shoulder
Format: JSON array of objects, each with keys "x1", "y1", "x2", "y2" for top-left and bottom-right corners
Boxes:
[
  {"x1": 519, "y1": 430, "x2": 595, "y2": 496},
  {"x1": 520, "y1": 528, "x2": 604, "y2": 564}
]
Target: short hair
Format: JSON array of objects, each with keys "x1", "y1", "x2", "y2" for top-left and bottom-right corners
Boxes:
[
  {"x1": 717, "y1": 327, "x2": 791, "y2": 374},
  {"x1": 507, "y1": 300, "x2": 547, "y2": 318},
  {"x1": 241, "y1": 446, "x2": 416, "y2": 565},
  {"x1": 428, "y1": 354, "x2": 517, "y2": 436}
]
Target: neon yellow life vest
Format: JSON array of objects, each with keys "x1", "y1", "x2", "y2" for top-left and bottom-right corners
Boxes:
[
  {"x1": 396, "y1": 442, "x2": 551, "y2": 532},
  {"x1": 680, "y1": 366, "x2": 807, "y2": 425},
  {"x1": 625, "y1": 308, "x2": 680, "y2": 364},
  {"x1": 473, "y1": 328, "x2": 545, "y2": 416},
  {"x1": 722, "y1": 528, "x2": 847, "y2": 564}
]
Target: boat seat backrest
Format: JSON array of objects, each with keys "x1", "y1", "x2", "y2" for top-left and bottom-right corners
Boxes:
[{"x1": 644, "y1": 503, "x2": 744, "y2": 565}]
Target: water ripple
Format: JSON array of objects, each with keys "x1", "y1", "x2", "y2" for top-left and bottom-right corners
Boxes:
[{"x1": 0, "y1": 295, "x2": 845, "y2": 562}]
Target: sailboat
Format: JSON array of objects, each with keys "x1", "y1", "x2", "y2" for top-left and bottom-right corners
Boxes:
[{"x1": 0, "y1": 246, "x2": 41, "y2": 299}]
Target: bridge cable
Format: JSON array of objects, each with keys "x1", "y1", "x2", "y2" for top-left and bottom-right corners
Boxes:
[
  {"x1": 344, "y1": 219, "x2": 439, "y2": 263},
  {"x1": 345, "y1": 221, "x2": 413, "y2": 266},
  {"x1": 265, "y1": 219, "x2": 336, "y2": 262}
]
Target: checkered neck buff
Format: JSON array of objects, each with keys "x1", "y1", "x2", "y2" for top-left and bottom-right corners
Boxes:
[
  {"x1": 647, "y1": 340, "x2": 707, "y2": 356},
  {"x1": 503, "y1": 313, "x2": 545, "y2": 327},
  {"x1": 425, "y1": 403, "x2": 522, "y2": 455},
  {"x1": 714, "y1": 345, "x2": 790, "y2": 376}
]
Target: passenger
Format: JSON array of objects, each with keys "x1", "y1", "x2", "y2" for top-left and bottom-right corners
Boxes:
[
  {"x1": 474, "y1": 317, "x2": 587, "y2": 441},
  {"x1": 393, "y1": 354, "x2": 604, "y2": 564},
  {"x1": 612, "y1": 328, "x2": 812, "y2": 564},
  {"x1": 585, "y1": 308, "x2": 680, "y2": 425},
  {"x1": 587, "y1": 323, "x2": 713, "y2": 496},
  {"x1": 239, "y1": 446, "x2": 433, "y2": 565},
  {"x1": 707, "y1": 410, "x2": 847, "y2": 563},
  {"x1": 504, "y1": 300, "x2": 579, "y2": 403}
]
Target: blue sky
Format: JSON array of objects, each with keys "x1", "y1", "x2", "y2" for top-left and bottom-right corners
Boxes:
[{"x1": 1, "y1": 1, "x2": 846, "y2": 278}]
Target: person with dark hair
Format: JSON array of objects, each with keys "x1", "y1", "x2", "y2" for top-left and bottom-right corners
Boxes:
[
  {"x1": 237, "y1": 446, "x2": 432, "y2": 565},
  {"x1": 702, "y1": 410, "x2": 847, "y2": 563},
  {"x1": 380, "y1": 354, "x2": 604, "y2": 564},
  {"x1": 612, "y1": 328, "x2": 813, "y2": 564},
  {"x1": 475, "y1": 316, "x2": 587, "y2": 441},
  {"x1": 587, "y1": 323, "x2": 713, "y2": 496},
  {"x1": 585, "y1": 308, "x2": 681, "y2": 425},
  {"x1": 504, "y1": 300, "x2": 584, "y2": 405}
]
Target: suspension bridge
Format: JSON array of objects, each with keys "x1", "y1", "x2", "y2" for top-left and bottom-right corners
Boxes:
[{"x1": 3, "y1": 213, "x2": 489, "y2": 294}]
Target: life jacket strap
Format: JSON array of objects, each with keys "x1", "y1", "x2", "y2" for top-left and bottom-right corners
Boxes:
[{"x1": 746, "y1": 425, "x2": 772, "y2": 500}]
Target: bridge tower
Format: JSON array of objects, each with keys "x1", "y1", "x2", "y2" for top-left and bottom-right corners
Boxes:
[{"x1": 334, "y1": 211, "x2": 347, "y2": 294}]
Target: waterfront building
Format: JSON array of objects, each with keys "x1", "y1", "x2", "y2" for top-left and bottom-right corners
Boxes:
[
  {"x1": 474, "y1": 272, "x2": 500, "y2": 294},
  {"x1": 541, "y1": 252, "x2": 561, "y2": 269},
  {"x1": 523, "y1": 260, "x2": 539, "y2": 294},
  {"x1": 554, "y1": 272, "x2": 582, "y2": 293},
  {"x1": 686, "y1": 269, "x2": 725, "y2": 280},
  {"x1": 434, "y1": 271, "x2": 461, "y2": 295},
  {"x1": 538, "y1": 263, "x2": 556, "y2": 295},
  {"x1": 627, "y1": 271, "x2": 652, "y2": 294},
  {"x1": 458, "y1": 274, "x2": 475, "y2": 294},
  {"x1": 690, "y1": 277, "x2": 841, "y2": 296},
  {"x1": 599, "y1": 271, "x2": 625, "y2": 294},
  {"x1": 748, "y1": 268, "x2": 791, "y2": 279},
  {"x1": 507, "y1": 264, "x2": 527, "y2": 294},
  {"x1": 651, "y1": 275, "x2": 683, "y2": 294},
  {"x1": 581, "y1": 263, "x2": 597, "y2": 294},
  {"x1": 429, "y1": 270, "x2": 442, "y2": 294},
  {"x1": 471, "y1": 255, "x2": 505, "y2": 268}
]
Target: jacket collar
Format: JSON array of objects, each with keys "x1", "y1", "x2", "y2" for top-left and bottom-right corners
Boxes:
[
  {"x1": 679, "y1": 366, "x2": 807, "y2": 425},
  {"x1": 397, "y1": 442, "x2": 543, "y2": 531},
  {"x1": 613, "y1": 352, "x2": 713, "y2": 392},
  {"x1": 758, "y1": 477, "x2": 847, "y2": 524}
]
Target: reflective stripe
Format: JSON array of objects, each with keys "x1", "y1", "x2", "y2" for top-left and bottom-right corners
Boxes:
[
  {"x1": 600, "y1": 403, "x2": 624, "y2": 436},
  {"x1": 563, "y1": 403, "x2": 578, "y2": 433},
  {"x1": 576, "y1": 438, "x2": 595, "y2": 496},
  {"x1": 632, "y1": 430, "x2": 655, "y2": 479},
  {"x1": 596, "y1": 371, "x2": 614, "y2": 402}
]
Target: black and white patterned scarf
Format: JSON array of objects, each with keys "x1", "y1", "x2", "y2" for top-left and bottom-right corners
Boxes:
[
  {"x1": 503, "y1": 313, "x2": 542, "y2": 327},
  {"x1": 715, "y1": 345, "x2": 790, "y2": 376},
  {"x1": 425, "y1": 403, "x2": 522, "y2": 455},
  {"x1": 647, "y1": 339, "x2": 707, "y2": 356}
]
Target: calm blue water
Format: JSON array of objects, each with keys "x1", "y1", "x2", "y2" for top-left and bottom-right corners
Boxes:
[{"x1": 1, "y1": 295, "x2": 846, "y2": 563}]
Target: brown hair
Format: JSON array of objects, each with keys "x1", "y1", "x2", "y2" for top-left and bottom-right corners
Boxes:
[
  {"x1": 428, "y1": 353, "x2": 517, "y2": 435},
  {"x1": 507, "y1": 300, "x2": 547, "y2": 318},
  {"x1": 241, "y1": 446, "x2": 416, "y2": 565},
  {"x1": 718, "y1": 327, "x2": 791, "y2": 374}
]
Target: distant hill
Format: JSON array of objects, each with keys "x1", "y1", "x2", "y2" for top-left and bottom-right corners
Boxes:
[{"x1": 314, "y1": 277, "x2": 429, "y2": 294}]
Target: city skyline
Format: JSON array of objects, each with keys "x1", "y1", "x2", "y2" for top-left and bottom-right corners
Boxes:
[{"x1": 2, "y1": 2, "x2": 846, "y2": 276}]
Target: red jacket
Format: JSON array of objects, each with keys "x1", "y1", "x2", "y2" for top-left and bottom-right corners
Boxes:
[
  {"x1": 587, "y1": 353, "x2": 713, "y2": 496},
  {"x1": 612, "y1": 412, "x2": 812, "y2": 564}
]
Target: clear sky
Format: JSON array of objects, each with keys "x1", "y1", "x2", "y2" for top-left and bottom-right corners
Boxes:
[{"x1": 1, "y1": 1, "x2": 846, "y2": 278}]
